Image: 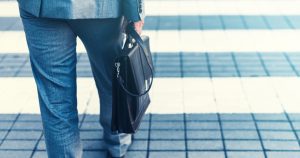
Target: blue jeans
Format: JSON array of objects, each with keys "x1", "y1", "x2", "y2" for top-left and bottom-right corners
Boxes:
[{"x1": 19, "y1": 8, "x2": 132, "y2": 158}]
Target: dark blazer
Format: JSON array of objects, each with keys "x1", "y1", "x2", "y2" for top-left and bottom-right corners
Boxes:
[{"x1": 17, "y1": 0, "x2": 145, "y2": 22}]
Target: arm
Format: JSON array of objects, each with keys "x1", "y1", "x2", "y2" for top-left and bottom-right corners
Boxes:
[{"x1": 122, "y1": 0, "x2": 145, "y2": 34}]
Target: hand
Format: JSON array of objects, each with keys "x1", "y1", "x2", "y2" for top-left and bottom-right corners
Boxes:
[{"x1": 133, "y1": 20, "x2": 144, "y2": 35}]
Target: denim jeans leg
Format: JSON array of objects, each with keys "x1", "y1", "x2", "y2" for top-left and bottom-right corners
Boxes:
[
  {"x1": 20, "y1": 8, "x2": 82, "y2": 158},
  {"x1": 68, "y1": 18, "x2": 132, "y2": 157}
]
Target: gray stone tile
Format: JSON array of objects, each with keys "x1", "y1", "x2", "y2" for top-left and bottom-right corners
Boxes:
[
  {"x1": 151, "y1": 130, "x2": 184, "y2": 139},
  {"x1": 151, "y1": 114, "x2": 183, "y2": 121},
  {"x1": 80, "y1": 122, "x2": 103, "y2": 130},
  {"x1": 227, "y1": 151, "x2": 265, "y2": 158},
  {"x1": 180, "y1": 16, "x2": 201, "y2": 30},
  {"x1": 82, "y1": 115, "x2": 99, "y2": 122},
  {"x1": 263, "y1": 140, "x2": 300, "y2": 150},
  {"x1": 189, "y1": 151, "x2": 225, "y2": 158},
  {"x1": 288, "y1": 114, "x2": 300, "y2": 121},
  {"x1": 260, "y1": 131, "x2": 296, "y2": 140},
  {"x1": 267, "y1": 151, "x2": 300, "y2": 158},
  {"x1": 0, "y1": 131, "x2": 7, "y2": 140},
  {"x1": 0, "y1": 114, "x2": 17, "y2": 121},
  {"x1": 222, "y1": 122, "x2": 256, "y2": 130},
  {"x1": 257, "y1": 122, "x2": 292, "y2": 130},
  {"x1": 32, "y1": 151, "x2": 48, "y2": 158},
  {"x1": 291, "y1": 122, "x2": 300, "y2": 130},
  {"x1": 82, "y1": 140, "x2": 106, "y2": 150},
  {"x1": 129, "y1": 140, "x2": 148, "y2": 150},
  {"x1": 80, "y1": 131, "x2": 103, "y2": 140},
  {"x1": 0, "y1": 140, "x2": 37, "y2": 150},
  {"x1": 240, "y1": 71, "x2": 268, "y2": 77},
  {"x1": 220, "y1": 114, "x2": 253, "y2": 121},
  {"x1": 151, "y1": 122, "x2": 184, "y2": 130},
  {"x1": 188, "y1": 140, "x2": 223, "y2": 150},
  {"x1": 187, "y1": 130, "x2": 222, "y2": 139},
  {"x1": 222, "y1": 16, "x2": 246, "y2": 29},
  {"x1": 149, "y1": 151, "x2": 185, "y2": 158},
  {"x1": 138, "y1": 122, "x2": 150, "y2": 130},
  {"x1": 82, "y1": 151, "x2": 106, "y2": 158},
  {"x1": 12, "y1": 122, "x2": 43, "y2": 130},
  {"x1": 150, "y1": 140, "x2": 185, "y2": 150},
  {"x1": 37, "y1": 140, "x2": 46, "y2": 150},
  {"x1": 0, "y1": 122, "x2": 13, "y2": 130},
  {"x1": 265, "y1": 16, "x2": 291, "y2": 29},
  {"x1": 6, "y1": 131, "x2": 41, "y2": 140},
  {"x1": 225, "y1": 140, "x2": 262, "y2": 150},
  {"x1": 0, "y1": 151, "x2": 32, "y2": 158},
  {"x1": 18, "y1": 114, "x2": 42, "y2": 121},
  {"x1": 126, "y1": 151, "x2": 147, "y2": 158},
  {"x1": 186, "y1": 114, "x2": 218, "y2": 121},
  {"x1": 243, "y1": 16, "x2": 268, "y2": 29},
  {"x1": 133, "y1": 130, "x2": 149, "y2": 139},
  {"x1": 223, "y1": 130, "x2": 259, "y2": 140},
  {"x1": 187, "y1": 122, "x2": 220, "y2": 130},
  {"x1": 254, "y1": 114, "x2": 287, "y2": 121}
]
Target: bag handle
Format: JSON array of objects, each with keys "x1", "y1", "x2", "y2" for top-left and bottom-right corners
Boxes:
[{"x1": 116, "y1": 23, "x2": 154, "y2": 97}]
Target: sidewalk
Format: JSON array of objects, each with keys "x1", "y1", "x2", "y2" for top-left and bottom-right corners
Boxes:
[{"x1": 1, "y1": 0, "x2": 300, "y2": 158}]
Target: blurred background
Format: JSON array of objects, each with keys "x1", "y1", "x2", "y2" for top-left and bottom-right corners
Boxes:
[{"x1": 1, "y1": 0, "x2": 300, "y2": 157}]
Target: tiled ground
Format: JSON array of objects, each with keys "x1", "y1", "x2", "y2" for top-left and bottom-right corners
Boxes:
[{"x1": 2, "y1": 0, "x2": 300, "y2": 158}]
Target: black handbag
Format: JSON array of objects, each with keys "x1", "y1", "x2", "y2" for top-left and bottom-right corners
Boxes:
[{"x1": 111, "y1": 22, "x2": 154, "y2": 134}]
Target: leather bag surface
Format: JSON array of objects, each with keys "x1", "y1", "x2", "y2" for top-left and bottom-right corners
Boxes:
[{"x1": 111, "y1": 22, "x2": 154, "y2": 134}]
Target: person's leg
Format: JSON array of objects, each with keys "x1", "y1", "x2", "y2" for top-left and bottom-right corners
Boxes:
[
  {"x1": 20, "y1": 8, "x2": 82, "y2": 158},
  {"x1": 67, "y1": 18, "x2": 132, "y2": 157}
]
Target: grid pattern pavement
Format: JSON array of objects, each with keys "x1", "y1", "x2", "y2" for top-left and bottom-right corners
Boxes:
[
  {"x1": 1, "y1": 0, "x2": 300, "y2": 158},
  {"x1": 2, "y1": 113, "x2": 300, "y2": 158},
  {"x1": 1, "y1": 52, "x2": 300, "y2": 77}
]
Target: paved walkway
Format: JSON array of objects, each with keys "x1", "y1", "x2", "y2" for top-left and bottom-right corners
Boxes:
[{"x1": 1, "y1": 0, "x2": 300, "y2": 158}]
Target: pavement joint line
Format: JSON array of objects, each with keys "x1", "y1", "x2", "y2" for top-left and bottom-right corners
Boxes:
[
  {"x1": 283, "y1": 52, "x2": 300, "y2": 77},
  {"x1": 0, "y1": 113, "x2": 20, "y2": 146},
  {"x1": 78, "y1": 91, "x2": 94, "y2": 129},
  {"x1": 258, "y1": 52, "x2": 271, "y2": 77},
  {"x1": 283, "y1": 15, "x2": 295, "y2": 30},
  {"x1": 145, "y1": 114, "x2": 152, "y2": 158},
  {"x1": 233, "y1": 51, "x2": 269, "y2": 158},
  {"x1": 267, "y1": 75, "x2": 300, "y2": 150},
  {"x1": 13, "y1": 56, "x2": 29, "y2": 77},
  {"x1": 29, "y1": 131, "x2": 44, "y2": 158},
  {"x1": 208, "y1": 52, "x2": 228, "y2": 158}
]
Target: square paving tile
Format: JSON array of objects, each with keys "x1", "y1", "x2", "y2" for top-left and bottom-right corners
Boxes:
[
  {"x1": 6, "y1": 131, "x2": 41, "y2": 140},
  {"x1": 0, "y1": 151, "x2": 32, "y2": 158},
  {"x1": 187, "y1": 122, "x2": 220, "y2": 130},
  {"x1": 150, "y1": 140, "x2": 185, "y2": 150},
  {"x1": 188, "y1": 140, "x2": 223, "y2": 150},
  {"x1": 260, "y1": 131, "x2": 296, "y2": 140},
  {"x1": 151, "y1": 130, "x2": 184, "y2": 139},
  {"x1": 188, "y1": 151, "x2": 225, "y2": 158},
  {"x1": 263, "y1": 140, "x2": 300, "y2": 150},
  {"x1": 225, "y1": 140, "x2": 262, "y2": 150},
  {"x1": 126, "y1": 151, "x2": 147, "y2": 158},
  {"x1": 0, "y1": 140, "x2": 37, "y2": 150},
  {"x1": 149, "y1": 151, "x2": 185, "y2": 158},
  {"x1": 257, "y1": 122, "x2": 292, "y2": 130},
  {"x1": 267, "y1": 151, "x2": 300, "y2": 158},
  {"x1": 223, "y1": 130, "x2": 259, "y2": 140},
  {"x1": 227, "y1": 151, "x2": 265, "y2": 158},
  {"x1": 187, "y1": 130, "x2": 222, "y2": 139}
]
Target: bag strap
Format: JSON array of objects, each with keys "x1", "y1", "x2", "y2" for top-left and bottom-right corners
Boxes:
[{"x1": 116, "y1": 23, "x2": 154, "y2": 97}]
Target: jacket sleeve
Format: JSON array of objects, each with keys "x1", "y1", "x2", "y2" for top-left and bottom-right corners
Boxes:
[{"x1": 122, "y1": 0, "x2": 145, "y2": 22}]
